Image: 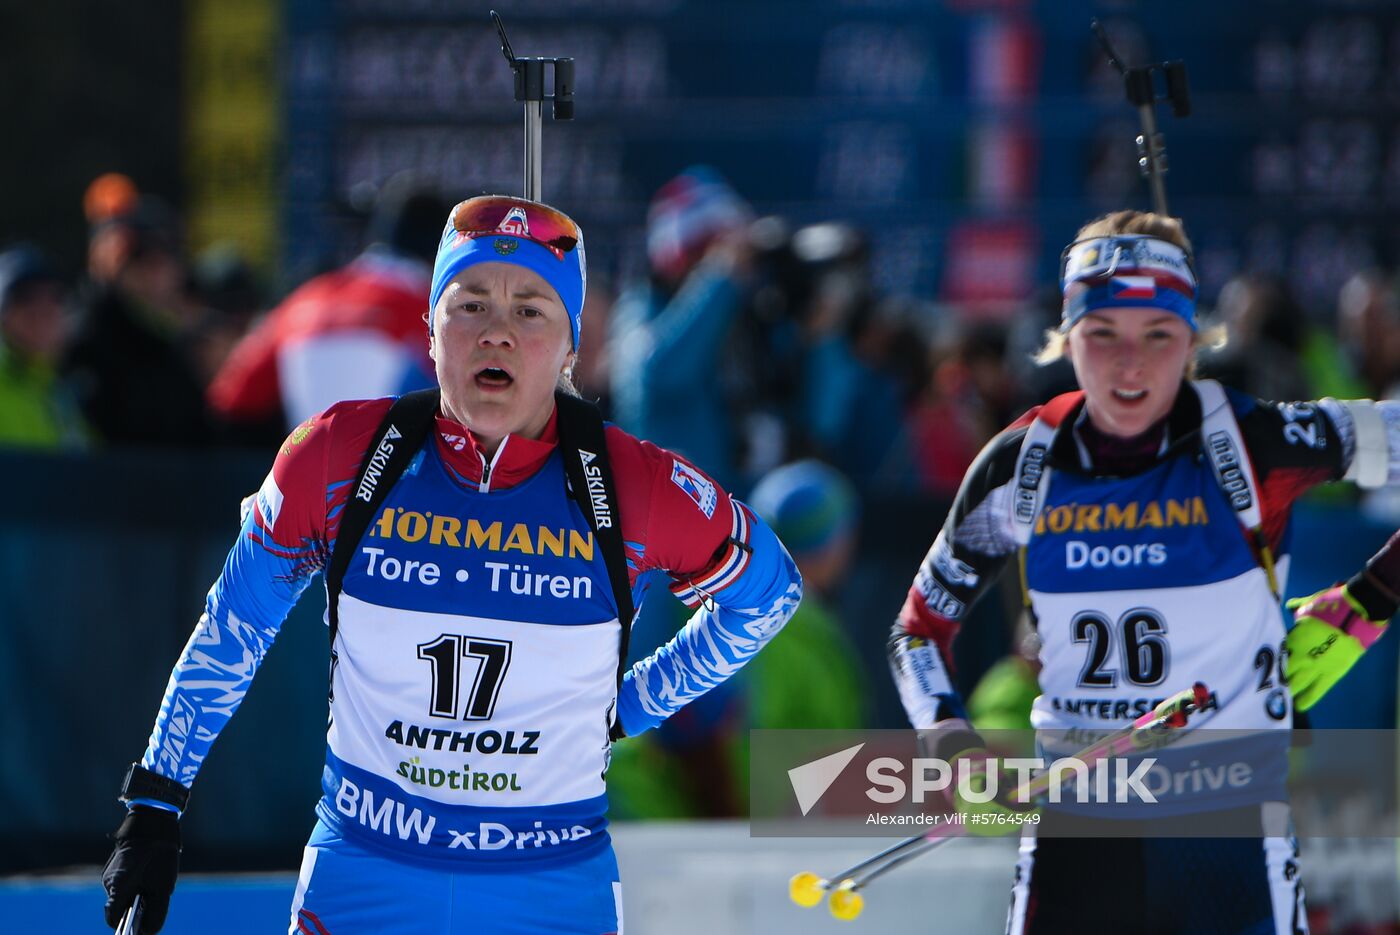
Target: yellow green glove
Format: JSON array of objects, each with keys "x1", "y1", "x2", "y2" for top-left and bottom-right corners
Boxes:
[
  {"x1": 949, "y1": 749, "x2": 1040, "y2": 838},
  {"x1": 1285, "y1": 584, "x2": 1388, "y2": 711},
  {"x1": 919, "y1": 723, "x2": 1039, "y2": 837}
]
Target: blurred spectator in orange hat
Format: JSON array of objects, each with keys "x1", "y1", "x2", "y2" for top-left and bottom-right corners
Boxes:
[
  {"x1": 0, "y1": 245, "x2": 88, "y2": 449},
  {"x1": 208, "y1": 175, "x2": 449, "y2": 436},
  {"x1": 62, "y1": 174, "x2": 214, "y2": 447}
]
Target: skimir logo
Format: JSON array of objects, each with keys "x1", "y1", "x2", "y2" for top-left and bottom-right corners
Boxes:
[
  {"x1": 578, "y1": 450, "x2": 613, "y2": 528},
  {"x1": 356, "y1": 424, "x2": 404, "y2": 502}
]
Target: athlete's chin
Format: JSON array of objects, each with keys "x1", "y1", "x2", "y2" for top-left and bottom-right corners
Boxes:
[
  {"x1": 1100, "y1": 405, "x2": 1169, "y2": 438},
  {"x1": 446, "y1": 386, "x2": 556, "y2": 440},
  {"x1": 444, "y1": 388, "x2": 516, "y2": 428}
]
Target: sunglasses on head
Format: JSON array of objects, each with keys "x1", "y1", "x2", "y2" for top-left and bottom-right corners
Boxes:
[
  {"x1": 450, "y1": 196, "x2": 581, "y2": 260},
  {"x1": 1059, "y1": 235, "x2": 1196, "y2": 294}
]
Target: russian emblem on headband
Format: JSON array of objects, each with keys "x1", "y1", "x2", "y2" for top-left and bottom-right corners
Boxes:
[{"x1": 494, "y1": 238, "x2": 519, "y2": 256}]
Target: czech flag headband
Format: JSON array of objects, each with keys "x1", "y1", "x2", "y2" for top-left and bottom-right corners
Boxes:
[{"x1": 1059, "y1": 234, "x2": 1198, "y2": 332}]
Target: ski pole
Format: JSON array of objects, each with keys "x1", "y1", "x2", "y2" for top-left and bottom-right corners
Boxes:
[
  {"x1": 790, "y1": 681, "x2": 1211, "y2": 920},
  {"x1": 116, "y1": 894, "x2": 144, "y2": 935}
]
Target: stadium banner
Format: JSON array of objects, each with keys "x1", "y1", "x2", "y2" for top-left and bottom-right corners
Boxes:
[{"x1": 185, "y1": 0, "x2": 279, "y2": 269}]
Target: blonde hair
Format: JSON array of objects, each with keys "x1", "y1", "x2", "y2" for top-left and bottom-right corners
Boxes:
[
  {"x1": 1035, "y1": 210, "x2": 1225, "y2": 376},
  {"x1": 1071, "y1": 210, "x2": 1193, "y2": 253},
  {"x1": 557, "y1": 366, "x2": 580, "y2": 397}
]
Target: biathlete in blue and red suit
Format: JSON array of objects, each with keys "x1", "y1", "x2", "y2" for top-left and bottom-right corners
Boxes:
[
  {"x1": 102, "y1": 195, "x2": 802, "y2": 935},
  {"x1": 889, "y1": 210, "x2": 1400, "y2": 935}
]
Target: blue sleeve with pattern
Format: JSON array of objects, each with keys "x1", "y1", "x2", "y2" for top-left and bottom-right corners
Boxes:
[
  {"x1": 138, "y1": 478, "x2": 324, "y2": 800},
  {"x1": 614, "y1": 501, "x2": 802, "y2": 736}
]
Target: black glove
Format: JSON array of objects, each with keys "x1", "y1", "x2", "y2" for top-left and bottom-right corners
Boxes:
[
  {"x1": 916, "y1": 724, "x2": 986, "y2": 763},
  {"x1": 916, "y1": 723, "x2": 1037, "y2": 815},
  {"x1": 103, "y1": 805, "x2": 181, "y2": 933}
]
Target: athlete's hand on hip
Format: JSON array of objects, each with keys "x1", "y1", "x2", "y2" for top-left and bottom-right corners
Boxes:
[
  {"x1": 1285, "y1": 584, "x2": 1388, "y2": 711},
  {"x1": 103, "y1": 805, "x2": 181, "y2": 933}
]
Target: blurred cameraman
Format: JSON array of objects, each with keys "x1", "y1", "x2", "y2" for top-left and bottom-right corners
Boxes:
[
  {"x1": 749, "y1": 219, "x2": 917, "y2": 489},
  {"x1": 609, "y1": 166, "x2": 757, "y2": 491},
  {"x1": 611, "y1": 166, "x2": 915, "y2": 493}
]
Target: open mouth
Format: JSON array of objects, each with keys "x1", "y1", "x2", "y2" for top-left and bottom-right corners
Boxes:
[
  {"x1": 475, "y1": 366, "x2": 514, "y2": 389},
  {"x1": 1113, "y1": 388, "x2": 1147, "y2": 402}
]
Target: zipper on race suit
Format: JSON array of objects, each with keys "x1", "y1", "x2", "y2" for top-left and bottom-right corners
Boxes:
[{"x1": 478, "y1": 436, "x2": 508, "y2": 493}]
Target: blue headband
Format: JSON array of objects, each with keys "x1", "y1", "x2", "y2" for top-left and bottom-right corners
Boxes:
[
  {"x1": 1063, "y1": 279, "x2": 1198, "y2": 331},
  {"x1": 1059, "y1": 235, "x2": 1198, "y2": 332},
  {"x1": 429, "y1": 218, "x2": 586, "y2": 349}
]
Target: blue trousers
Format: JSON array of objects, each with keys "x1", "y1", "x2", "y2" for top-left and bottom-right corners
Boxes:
[{"x1": 288, "y1": 820, "x2": 622, "y2": 935}]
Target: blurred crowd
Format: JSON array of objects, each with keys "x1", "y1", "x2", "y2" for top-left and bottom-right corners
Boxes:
[
  {"x1": 0, "y1": 172, "x2": 451, "y2": 452},
  {"x1": 9, "y1": 166, "x2": 1400, "y2": 832},
  {"x1": 18, "y1": 169, "x2": 1400, "y2": 502},
  {"x1": 0, "y1": 167, "x2": 1033, "y2": 497}
]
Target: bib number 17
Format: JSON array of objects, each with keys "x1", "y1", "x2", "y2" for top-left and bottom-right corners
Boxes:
[{"x1": 417, "y1": 634, "x2": 513, "y2": 720}]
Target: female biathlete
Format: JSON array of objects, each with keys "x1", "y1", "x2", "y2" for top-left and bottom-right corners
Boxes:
[
  {"x1": 889, "y1": 210, "x2": 1400, "y2": 934},
  {"x1": 101, "y1": 195, "x2": 802, "y2": 935}
]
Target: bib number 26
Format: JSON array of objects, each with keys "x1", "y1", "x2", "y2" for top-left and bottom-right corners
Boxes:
[{"x1": 1071, "y1": 608, "x2": 1168, "y2": 688}]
